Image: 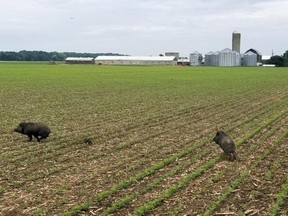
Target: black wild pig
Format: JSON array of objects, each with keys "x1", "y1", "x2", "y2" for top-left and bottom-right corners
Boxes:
[
  {"x1": 213, "y1": 130, "x2": 236, "y2": 161},
  {"x1": 14, "y1": 122, "x2": 51, "y2": 142}
]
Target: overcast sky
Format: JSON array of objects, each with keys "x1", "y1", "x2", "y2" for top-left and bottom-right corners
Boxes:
[{"x1": 1, "y1": 0, "x2": 287, "y2": 56}]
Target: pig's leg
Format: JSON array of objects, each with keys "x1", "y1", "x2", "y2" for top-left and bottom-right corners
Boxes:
[
  {"x1": 27, "y1": 135, "x2": 33, "y2": 141},
  {"x1": 35, "y1": 135, "x2": 41, "y2": 142}
]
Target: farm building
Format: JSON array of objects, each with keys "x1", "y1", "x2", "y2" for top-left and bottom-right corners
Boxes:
[
  {"x1": 232, "y1": 32, "x2": 241, "y2": 53},
  {"x1": 204, "y1": 51, "x2": 213, "y2": 66},
  {"x1": 243, "y1": 51, "x2": 257, "y2": 66},
  {"x1": 244, "y1": 49, "x2": 262, "y2": 63},
  {"x1": 218, "y1": 48, "x2": 241, "y2": 66},
  {"x1": 211, "y1": 51, "x2": 220, "y2": 66},
  {"x1": 165, "y1": 52, "x2": 180, "y2": 60},
  {"x1": 177, "y1": 57, "x2": 190, "y2": 66},
  {"x1": 189, "y1": 51, "x2": 203, "y2": 66},
  {"x1": 65, "y1": 57, "x2": 95, "y2": 64},
  {"x1": 205, "y1": 48, "x2": 241, "y2": 66},
  {"x1": 95, "y1": 56, "x2": 177, "y2": 65}
]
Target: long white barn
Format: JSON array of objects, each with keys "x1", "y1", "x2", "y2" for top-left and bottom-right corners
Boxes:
[
  {"x1": 65, "y1": 57, "x2": 95, "y2": 64},
  {"x1": 95, "y1": 56, "x2": 177, "y2": 65}
]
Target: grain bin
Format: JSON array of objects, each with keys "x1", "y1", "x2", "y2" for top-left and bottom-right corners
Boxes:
[
  {"x1": 211, "y1": 51, "x2": 219, "y2": 66},
  {"x1": 190, "y1": 51, "x2": 203, "y2": 66},
  {"x1": 219, "y1": 48, "x2": 240, "y2": 66},
  {"x1": 205, "y1": 51, "x2": 214, "y2": 66},
  {"x1": 243, "y1": 51, "x2": 257, "y2": 66}
]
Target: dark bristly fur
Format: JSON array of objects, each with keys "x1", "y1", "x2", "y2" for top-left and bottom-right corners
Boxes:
[
  {"x1": 14, "y1": 122, "x2": 51, "y2": 142},
  {"x1": 213, "y1": 130, "x2": 237, "y2": 161}
]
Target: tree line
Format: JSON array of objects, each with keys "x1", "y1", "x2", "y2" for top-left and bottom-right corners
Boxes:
[
  {"x1": 0, "y1": 50, "x2": 122, "y2": 62},
  {"x1": 0, "y1": 50, "x2": 287, "y2": 66},
  {"x1": 267, "y1": 50, "x2": 288, "y2": 67}
]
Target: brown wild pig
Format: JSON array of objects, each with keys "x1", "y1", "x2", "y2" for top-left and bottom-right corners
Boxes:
[
  {"x1": 213, "y1": 130, "x2": 237, "y2": 161},
  {"x1": 14, "y1": 122, "x2": 51, "y2": 142}
]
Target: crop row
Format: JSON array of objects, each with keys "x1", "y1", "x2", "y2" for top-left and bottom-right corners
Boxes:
[
  {"x1": 1, "y1": 83, "x2": 274, "y2": 160},
  {"x1": 87, "y1": 96, "x2": 288, "y2": 215},
  {"x1": 61, "y1": 98, "x2": 284, "y2": 216},
  {"x1": 202, "y1": 125, "x2": 288, "y2": 215},
  {"x1": 2, "y1": 66, "x2": 288, "y2": 215},
  {"x1": 3, "y1": 88, "x2": 285, "y2": 191},
  {"x1": 269, "y1": 175, "x2": 288, "y2": 215},
  {"x1": 4, "y1": 88, "x2": 286, "y2": 171},
  {"x1": 1, "y1": 99, "x2": 286, "y2": 216},
  {"x1": 131, "y1": 111, "x2": 288, "y2": 215},
  {"x1": 138, "y1": 110, "x2": 288, "y2": 215},
  {"x1": 38, "y1": 95, "x2": 288, "y2": 214}
]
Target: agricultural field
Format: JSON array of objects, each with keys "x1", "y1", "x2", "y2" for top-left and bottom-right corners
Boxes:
[{"x1": 0, "y1": 63, "x2": 287, "y2": 216}]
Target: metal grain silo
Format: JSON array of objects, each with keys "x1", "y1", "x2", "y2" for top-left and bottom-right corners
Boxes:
[
  {"x1": 218, "y1": 48, "x2": 241, "y2": 66},
  {"x1": 219, "y1": 48, "x2": 234, "y2": 66},
  {"x1": 243, "y1": 51, "x2": 257, "y2": 66},
  {"x1": 211, "y1": 51, "x2": 219, "y2": 66},
  {"x1": 190, "y1": 51, "x2": 203, "y2": 66},
  {"x1": 234, "y1": 51, "x2": 241, "y2": 66},
  {"x1": 205, "y1": 51, "x2": 213, "y2": 66}
]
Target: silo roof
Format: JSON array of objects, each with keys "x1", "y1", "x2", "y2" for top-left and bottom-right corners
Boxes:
[
  {"x1": 220, "y1": 48, "x2": 233, "y2": 53},
  {"x1": 245, "y1": 48, "x2": 262, "y2": 55},
  {"x1": 244, "y1": 51, "x2": 257, "y2": 56},
  {"x1": 205, "y1": 51, "x2": 214, "y2": 55},
  {"x1": 191, "y1": 51, "x2": 201, "y2": 55}
]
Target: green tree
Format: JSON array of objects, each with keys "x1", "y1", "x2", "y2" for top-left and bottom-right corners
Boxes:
[
  {"x1": 267, "y1": 55, "x2": 284, "y2": 67},
  {"x1": 283, "y1": 50, "x2": 288, "y2": 67}
]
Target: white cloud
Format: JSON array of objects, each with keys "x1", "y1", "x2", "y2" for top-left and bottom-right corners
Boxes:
[{"x1": 0, "y1": 0, "x2": 287, "y2": 55}]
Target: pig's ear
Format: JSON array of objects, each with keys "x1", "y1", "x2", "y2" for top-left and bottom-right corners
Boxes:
[{"x1": 19, "y1": 123, "x2": 25, "y2": 132}]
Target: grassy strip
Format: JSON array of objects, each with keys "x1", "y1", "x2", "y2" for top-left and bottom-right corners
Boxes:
[
  {"x1": 132, "y1": 110, "x2": 288, "y2": 216},
  {"x1": 203, "y1": 128, "x2": 288, "y2": 216},
  {"x1": 268, "y1": 176, "x2": 288, "y2": 216}
]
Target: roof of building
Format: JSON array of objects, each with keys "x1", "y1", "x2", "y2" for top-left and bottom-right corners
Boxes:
[
  {"x1": 221, "y1": 48, "x2": 232, "y2": 52},
  {"x1": 245, "y1": 49, "x2": 262, "y2": 56},
  {"x1": 205, "y1": 51, "x2": 214, "y2": 55},
  {"x1": 191, "y1": 51, "x2": 202, "y2": 55},
  {"x1": 65, "y1": 57, "x2": 94, "y2": 61},
  {"x1": 244, "y1": 51, "x2": 257, "y2": 56},
  {"x1": 95, "y1": 56, "x2": 177, "y2": 61}
]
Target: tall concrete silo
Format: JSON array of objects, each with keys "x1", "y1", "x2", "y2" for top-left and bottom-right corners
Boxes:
[{"x1": 232, "y1": 32, "x2": 241, "y2": 53}]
